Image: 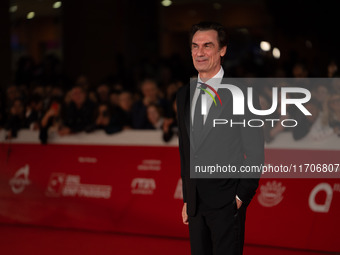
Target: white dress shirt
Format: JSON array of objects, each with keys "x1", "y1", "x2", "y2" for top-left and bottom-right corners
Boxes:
[{"x1": 191, "y1": 66, "x2": 224, "y2": 124}]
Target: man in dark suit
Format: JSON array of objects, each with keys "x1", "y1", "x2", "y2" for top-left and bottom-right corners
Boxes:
[{"x1": 176, "y1": 21, "x2": 264, "y2": 255}]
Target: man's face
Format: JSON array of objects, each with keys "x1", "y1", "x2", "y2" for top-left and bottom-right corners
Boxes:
[
  {"x1": 97, "y1": 84, "x2": 109, "y2": 101},
  {"x1": 191, "y1": 30, "x2": 226, "y2": 78},
  {"x1": 71, "y1": 87, "x2": 86, "y2": 106},
  {"x1": 119, "y1": 92, "x2": 133, "y2": 111},
  {"x1": 147, "y1": 105, "x2": 160, "y2": 125},
  {"x1": 141, "y1": 81, "x2": 158, "y2": 100}
]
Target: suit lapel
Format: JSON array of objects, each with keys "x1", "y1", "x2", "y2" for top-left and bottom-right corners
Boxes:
[
  {"x1": 185, "y1": 75, "x2": 235, "y2": 151},
  {"x1": 195, "y1": 76, "x2": 232, "y2": 150}
]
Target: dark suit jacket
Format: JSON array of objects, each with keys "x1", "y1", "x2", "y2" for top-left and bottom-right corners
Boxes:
[{"x1": 176, "y1": 76, "x2": 265, "y2": 216}]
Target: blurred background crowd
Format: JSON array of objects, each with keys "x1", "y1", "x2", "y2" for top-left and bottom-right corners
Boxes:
[
  {"x1": 1, "y1": 56, "x2": 184, "y2": 143},
  {"x1": 0, "y1": 0, "x2": 340, "y2": 144}
]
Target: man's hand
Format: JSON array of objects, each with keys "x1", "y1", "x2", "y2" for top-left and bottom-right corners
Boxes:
[
  {"x1": 162, "y1": 118, "x2": 174, "y2": 133},
  {"x1": 236, "y1": 197, "x2": 242, "y2": 209},
  {"x1": 182, "y1": 203, "x2": 188, "y2": 225}
]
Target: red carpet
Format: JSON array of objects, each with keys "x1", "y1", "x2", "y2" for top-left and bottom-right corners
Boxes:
[{"x1": 0, "y1": 224, "x2": 335, "y2": 255}]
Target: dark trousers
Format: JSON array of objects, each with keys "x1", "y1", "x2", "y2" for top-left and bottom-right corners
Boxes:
[{"x1": 188, "y1": 197, "x2": 246, "y2": 255}]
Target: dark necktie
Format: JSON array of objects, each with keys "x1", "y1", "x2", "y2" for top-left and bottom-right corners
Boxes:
[{"x1": 193, "y1": 84, "x2": 206, "y2": 144}]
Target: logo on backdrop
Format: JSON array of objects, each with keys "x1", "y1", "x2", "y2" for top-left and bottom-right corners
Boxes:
[
  {"x1": 257, "y1": 181, "x2": 286, "y2": 207},
  {"x1": 131, "y1": 178, "x2": 156, "y2": 195},
  {"x1": 45, "y1": 173, "x2": 112, "y2": 199},
  {"x1": 137, "y1": 159, "x2": 161, "y2": 171},
  {"x1": 9, "y1": 164, "x2": 31, "y2": 194},
  {"x1": 309, "y1": 183, "x2": 334, "y2": 213},
  {"x1": 45, "y1": 173, "x2": 66, "y2": 196}
]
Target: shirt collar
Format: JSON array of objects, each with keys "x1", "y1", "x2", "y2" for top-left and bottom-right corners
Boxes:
[{"x1": 197, "y1": 66, "x2": 224, "y2": 86}]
